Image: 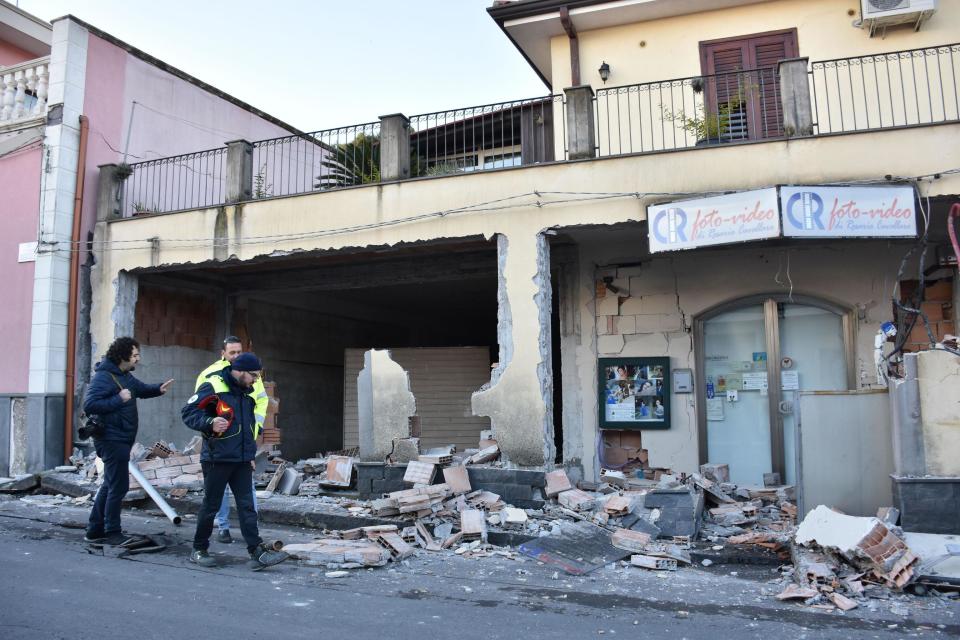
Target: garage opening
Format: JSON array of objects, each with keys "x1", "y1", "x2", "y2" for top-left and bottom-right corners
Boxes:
[{"x1": 131, "y1": 239, "x2": 501, "y2": 461}]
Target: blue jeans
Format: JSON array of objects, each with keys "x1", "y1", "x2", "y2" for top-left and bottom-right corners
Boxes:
[
  {"x1": 87, "y1": 440, "x2": 132, "y2": 535},
  {"x1": 215, "y1": 477, "x2": 258, "y2": 531}
]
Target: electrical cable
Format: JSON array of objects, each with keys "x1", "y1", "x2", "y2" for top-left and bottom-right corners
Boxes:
[{"x1": 38, "y1": 167, "x2": 960, "y2": 257}]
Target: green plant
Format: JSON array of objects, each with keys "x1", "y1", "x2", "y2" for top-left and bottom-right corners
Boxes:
[
  {"x1": 131, "y1": 201, "x2": 157, "y2": 214},
  {"x1": 662, "y1": 95, "x2": 744, "y2": 142},
  {"x1": 663, "y1": 76, "x2": 755, "y2": 143},
  {"x1": 114, "y1": 163, "x2": 134, "y2": 181},
  {"x1": 253, "y1": 164, "x2": 272, "y2": 198},
  {"x1": 315, "y1": 133, "x2": 380, "y2": 189}
]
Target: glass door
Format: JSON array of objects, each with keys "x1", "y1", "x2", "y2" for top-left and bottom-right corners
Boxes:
[
  {"x1": 703, "y1": 304, "x2": 772, "y2": 486},
  {"x1": 700, "y1": 297, "x2": 849, "y2": 486},
  {"x1": 778, "y1": 303, "x2": 848, "y2": 485}
]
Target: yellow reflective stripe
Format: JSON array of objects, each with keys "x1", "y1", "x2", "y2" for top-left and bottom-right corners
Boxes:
[{"x1": 256, "y1": 392, "x2": 268, "y2": 399}]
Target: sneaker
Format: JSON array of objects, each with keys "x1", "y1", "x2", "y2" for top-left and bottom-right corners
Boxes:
[
  {"x1": 248, "y1": 544, "x2": 289, "y2": 571},
  {"x1": 102, "y1": 531, "x2": 134, "y2": 546},
  {"x1": 190, "y1": 549, "x2": 218, "y2": 568},
  {"x1": 217, "y1": 529, "x2": 233, "y2": 544},
  {"x1": 83, "y1": 530, "x2": 106, "y2": 543}
]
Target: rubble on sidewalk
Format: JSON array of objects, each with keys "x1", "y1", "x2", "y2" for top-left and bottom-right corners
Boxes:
[{"x1": 29, "y1": 441, "x2": 953, "y2": 617}]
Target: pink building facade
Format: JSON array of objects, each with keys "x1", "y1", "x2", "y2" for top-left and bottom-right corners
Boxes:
[{"x1": 0, "y1": 1, "x2": 299, "y2": 474}]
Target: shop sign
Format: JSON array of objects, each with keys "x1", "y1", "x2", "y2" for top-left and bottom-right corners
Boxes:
[
  {"x1": 647, "y1": 188, "x2": 780, "y2": 253},
  {"x1": 780, "y1": 186, "x2": 916, "y2": 238}
]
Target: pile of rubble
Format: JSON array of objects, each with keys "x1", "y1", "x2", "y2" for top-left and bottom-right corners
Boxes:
[{"x1": 19, "y1": 431, "x2": 955, "y2": 610}]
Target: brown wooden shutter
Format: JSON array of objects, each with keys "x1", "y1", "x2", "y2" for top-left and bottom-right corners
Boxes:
[{"x1": 700, "y1": 30, "x2": 798, "y2": 140}]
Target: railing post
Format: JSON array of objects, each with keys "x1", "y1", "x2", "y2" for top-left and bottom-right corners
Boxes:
[
  {"x1": 778, "y1": 57, "x2": 813, "y2": 138},
  {"x1": 96, "y1": 164, "x2": 123, "y2": 221},
  {"x1": 225, "y1": 139, "x2": 253, "y2": 204},
  {"x1": 563, "y1": 85, "x2": 596, "y2": 160},
  {"x1": 379, "y1": 113, "x2": 411, "y2": 181}
]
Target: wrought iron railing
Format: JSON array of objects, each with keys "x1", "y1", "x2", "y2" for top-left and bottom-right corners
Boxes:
[
  {"x1": 251, "y1": 121, "x2": 380, "y2": 199},
  {"x1": 593, "y1": 66, "x2": 783, "y2": 158},
  {"x1": 810, "y1": 44, "x2": 960, "y2": 134},
  {"x1": 120, "y1": 147, "x2": 227, "y2": 217},
  {"x1": 408, "y1": 95, "x2": 564, "y2": 177}
]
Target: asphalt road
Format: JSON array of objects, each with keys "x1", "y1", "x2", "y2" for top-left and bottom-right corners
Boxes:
[{"x1": 0, "y1": 496, "x2": 957, "y2": 640}]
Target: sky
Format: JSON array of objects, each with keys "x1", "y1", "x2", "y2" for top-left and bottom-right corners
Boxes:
[{"x1": 16, "y1": 0, "x2": 547, "y2": 131}]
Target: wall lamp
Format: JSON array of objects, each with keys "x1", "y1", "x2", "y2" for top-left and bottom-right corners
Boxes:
[{"x1": 598, "y1": 61, "x2": 611, "y2": 84}]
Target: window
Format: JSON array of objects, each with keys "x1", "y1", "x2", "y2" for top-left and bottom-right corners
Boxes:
[{"x1": 699, "y1": 29, "x2": 798, "y2": 140}]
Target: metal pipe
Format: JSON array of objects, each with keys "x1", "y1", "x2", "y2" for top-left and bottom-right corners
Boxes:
[
  {"x1": 64, "y1": 115, "x2": 89, "y2": 463},
  {"x1": 128, "y1": 461, "x2": 182, "y2": 525}
]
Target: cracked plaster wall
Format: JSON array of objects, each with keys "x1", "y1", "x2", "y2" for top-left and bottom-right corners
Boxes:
[{"x1": 578, "y1": 237, "x2": 920, "y2": 479}]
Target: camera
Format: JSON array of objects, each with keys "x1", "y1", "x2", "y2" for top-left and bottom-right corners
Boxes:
[{"x1": 78, "y1": 414, "x2": 105, "y2": 440}]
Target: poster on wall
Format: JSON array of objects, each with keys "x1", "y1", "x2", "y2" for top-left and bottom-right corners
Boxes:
[
  {"x1": 780, "y1": 186, "x2": 916, "y2": 238},
  {"x1": 646, "y1": 188, "x2": 780, "y2": 253},
  {"x1": 598, "y1": 357, "x2": 670, "y2": 430}
]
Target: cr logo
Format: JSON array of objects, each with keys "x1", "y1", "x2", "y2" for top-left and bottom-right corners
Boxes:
[
  {"x1": 652, "y1": 207, "x2": 688, "y2": 244},
  {"x1": 786, "y1": 191, "x2": 824, "y2": 230}
]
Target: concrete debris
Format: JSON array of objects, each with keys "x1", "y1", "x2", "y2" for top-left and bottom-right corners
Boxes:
[
  {"x1": 0, "y1": 474, "x2": 39, "y2": 492},
  {"x1": 31, "y1": 445, "x2": 942, "y2": 617},
  {"x1": 796, "y1": 505, "x2": 918, "y2": 589}
]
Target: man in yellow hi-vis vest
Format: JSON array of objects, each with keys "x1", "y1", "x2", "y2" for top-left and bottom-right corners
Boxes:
[{"x1": 195, "y1": 336, "x2": 268, "y2": 544}]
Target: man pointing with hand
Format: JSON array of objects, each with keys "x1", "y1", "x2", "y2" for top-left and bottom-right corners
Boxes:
[{"x1": 83, "y1": 337, "x2": 173, "y2": 545}]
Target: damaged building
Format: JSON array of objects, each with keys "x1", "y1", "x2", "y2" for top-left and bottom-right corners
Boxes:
[{"x1": 8, "y1": 0, "x2": 960, "y2": 525}]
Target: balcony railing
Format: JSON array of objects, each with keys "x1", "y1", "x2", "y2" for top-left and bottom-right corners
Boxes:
[
  {"x1": 252, "y1": 122, "x2": 380, "y2": 199},
  {"x1": 593, "y1": 66, "x2": 783, "y2": 157},
  {"x1": 120, "y1": 147, "x2": 227, "y2": 217},
  {"x1": 0, "y1": 57, "x2": 49, "y2": 126},
  {"x1": 408, "y1": 95, "x2": 563, "y2": 177},
  {"x1": 810, "y1": 43, "x2": 960, "y2": 134},
  {"x1": 105, "y1": 43, "x2": 959, "y2": 219}
]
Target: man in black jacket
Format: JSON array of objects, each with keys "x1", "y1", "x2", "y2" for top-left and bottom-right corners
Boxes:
[
  {"x1": 83, "y1": 337, "x2": 173, "y2": 544},
  {"x1": 182, "y1": 352, "x2": 287, "y2": 570}
]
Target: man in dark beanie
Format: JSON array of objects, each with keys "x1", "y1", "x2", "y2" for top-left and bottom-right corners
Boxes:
[
  {"x1": 83, "y1": 337, "x2": 173, "y2": 544},
  {"x1": 182, "y1": 352, "x2": 287, "y2": 570}
]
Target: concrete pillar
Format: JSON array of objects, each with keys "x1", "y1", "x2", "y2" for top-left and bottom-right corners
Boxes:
[
  {"x1": 472, "y1": 233, "x2": 555, "y2": 467},
  {"x1": 111, "y1": 271, "x2": 138, "y2": 340},
  {"x1": 225, "y1": 139, "x2": 253, "y2": 204},
  {"x1": 889, "y1": 353, "x2": 925, "y2": 476},
  {"x1": 357, "y1": 349, "x2": 417, "y2": 462},
  {"x1": 96, "y1": 164, "x2": 123, "y2": 221},
  {"x1": 778, "y1": 57, "x2": 813, "y2": 138},
  {"x1": 379, "y1": 113, "x2": 410, "y2": 182},
  {"x1": 563, "y1": 86, "x2": 596, "y2": 160}
]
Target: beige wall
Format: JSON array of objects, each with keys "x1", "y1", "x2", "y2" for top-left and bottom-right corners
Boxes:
[
  {"x1": 917, "y1": 349, "x2": 960, "y2": 476},
  {"x1": 551, "y1": 0, "x2": 960, "y2": 90},
  {"x1": 92, "y1": 122, "x2": 960, "y2": 468},
  {"x1": 579, "y1": 238, "x2": 912, "y2": 478}
]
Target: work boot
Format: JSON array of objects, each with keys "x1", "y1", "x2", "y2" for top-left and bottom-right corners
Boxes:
[
  {"x1": 190, "y1": 549, "x2": 218, "y2": 568},
  {"x1": 247, "y1": 543, "x2": 289, "y2": 571},
  {"x1": 217, "y1": 529, "x2": 233, "y2": 544}
]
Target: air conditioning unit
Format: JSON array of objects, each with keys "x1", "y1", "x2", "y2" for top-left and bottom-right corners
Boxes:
[{"x1": 860, "y1": 0, "x2": 937, "y2": 37}]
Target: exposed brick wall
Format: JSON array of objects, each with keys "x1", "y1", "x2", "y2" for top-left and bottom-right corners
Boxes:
[
  {"x1": 899, "y1": 278, "x2": 955, "y2": 352},
  {"x1": 135, "y1": 285, "x2": 216, "y2": 350}
]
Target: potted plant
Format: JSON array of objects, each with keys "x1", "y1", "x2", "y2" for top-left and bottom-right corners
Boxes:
[{"x1": 662, "y1": 76, "x2": 750, "y2": 146}]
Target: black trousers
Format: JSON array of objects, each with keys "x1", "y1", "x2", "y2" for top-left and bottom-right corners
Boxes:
[
  {"x1": 87, "y1": 440, "x2": 132, "y2": 535},
  {"x1": 194, "y1": 461, "x2": 262, "y2": 554}
]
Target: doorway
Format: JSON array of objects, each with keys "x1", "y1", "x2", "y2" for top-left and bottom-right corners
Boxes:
[{"x1": 696, "y1": 296, "x2": 853, "y2": 486}]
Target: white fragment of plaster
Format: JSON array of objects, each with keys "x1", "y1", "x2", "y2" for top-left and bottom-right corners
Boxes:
[{"x1": 795, "y1": 505, "x2": 880, "y2": 552}]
